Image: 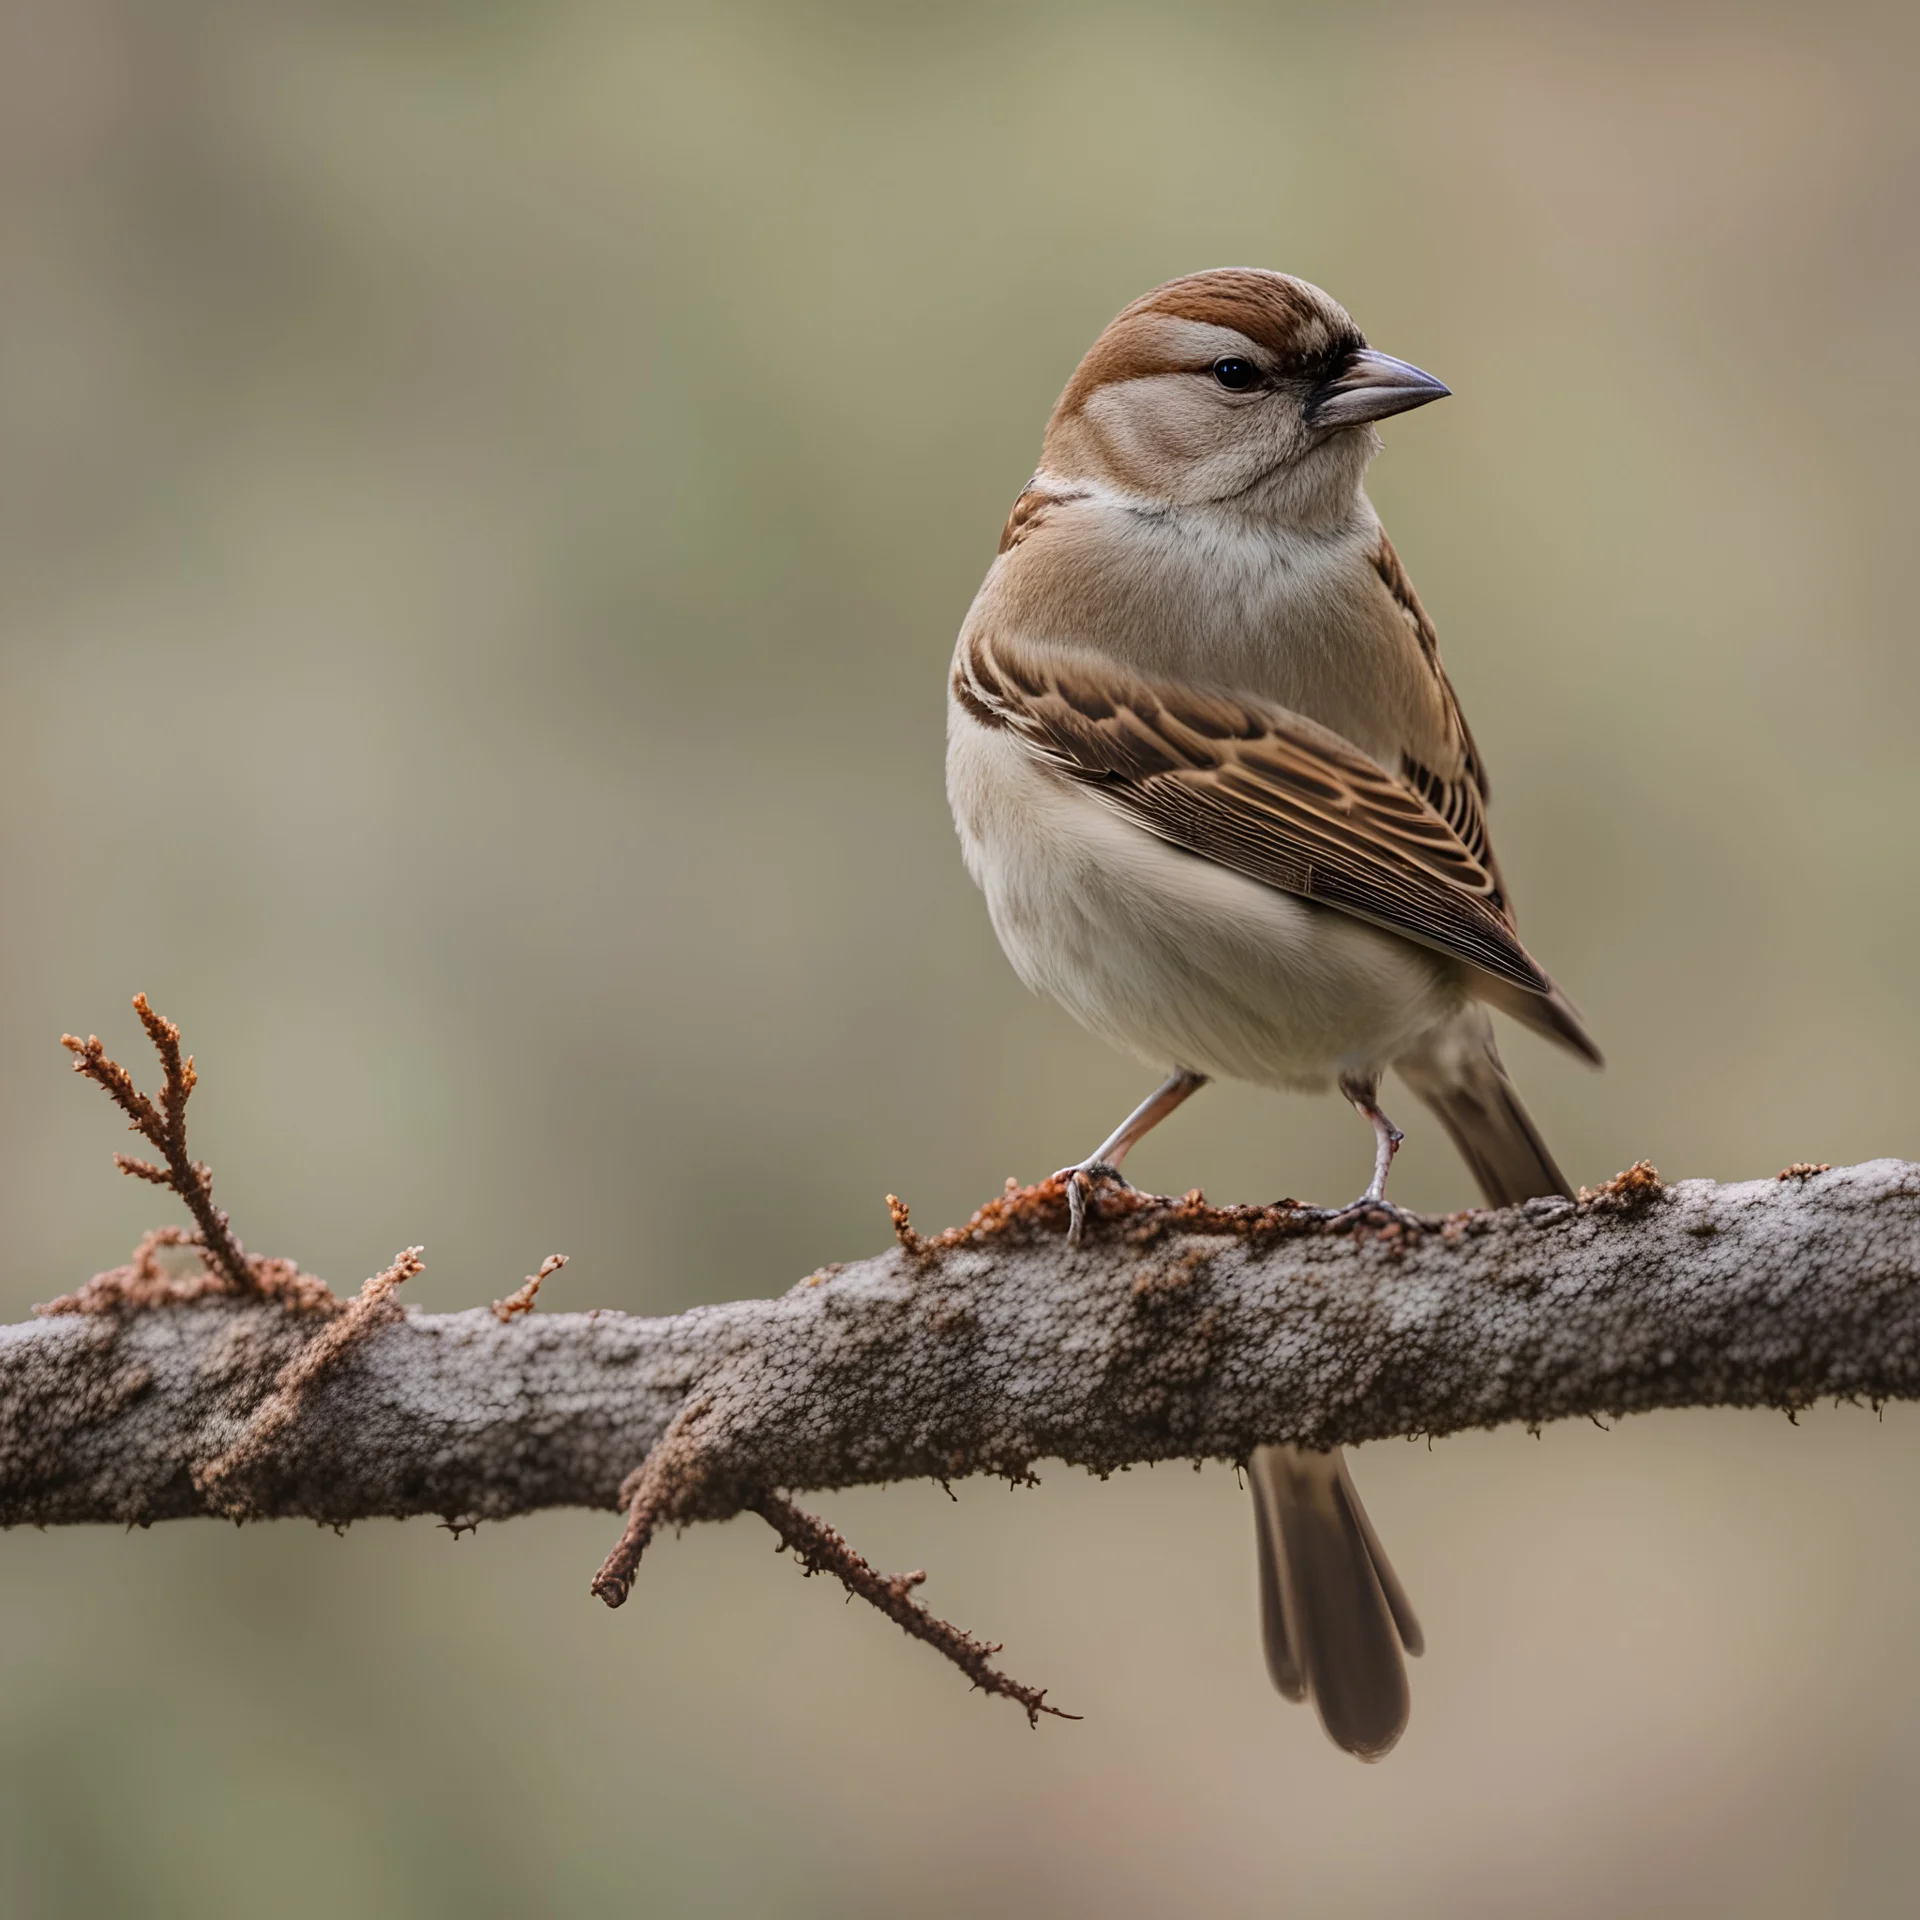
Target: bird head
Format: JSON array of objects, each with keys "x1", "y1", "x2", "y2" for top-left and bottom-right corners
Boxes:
[{"x1": 1040, "y1": 268, "x2": 1448, "y2": 521}]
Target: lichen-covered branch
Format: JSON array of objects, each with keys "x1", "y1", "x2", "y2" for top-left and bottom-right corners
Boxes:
[
  {"x1": 6, "y1": 1159, "x2": 1916, "y2": 1538},
  {"x1": 14, "y1": 1001, "x2": 1920, "y2": 1721}
]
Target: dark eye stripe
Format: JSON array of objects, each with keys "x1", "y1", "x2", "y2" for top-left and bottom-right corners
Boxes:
[{"x1": 1272, "y1": 332, "x2": 1368, "y2": 382}]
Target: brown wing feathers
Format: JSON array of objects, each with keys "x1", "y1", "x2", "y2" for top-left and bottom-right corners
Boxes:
[
  {"x1": 1370, "y1": 534, "x2": 1504, "y2": 894},
  {"x1": 957, "y1": 631, "x2": 1554, "y2": 996}
]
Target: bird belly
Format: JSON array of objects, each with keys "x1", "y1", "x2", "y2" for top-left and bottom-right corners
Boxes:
[{"x1": 947, "y1": 715, "x2": 1463, "y2": 1091}]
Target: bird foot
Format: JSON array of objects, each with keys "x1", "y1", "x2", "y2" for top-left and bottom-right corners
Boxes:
[
  {"x1": 1053, "y1": 1161, "x2": 1131, "y2": 1244},
  {"x1": 1301, "y1": 1195, "x2": 1424, "y2": 1232}
]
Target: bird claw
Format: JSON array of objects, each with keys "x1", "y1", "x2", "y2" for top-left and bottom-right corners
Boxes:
[
  {"x1": 1054, "y1": 1162, "x2": 1131, "y2": 1244},
  {"x1": 1302, "y1": 1195, "x2": 1423, "y2": 1232}
]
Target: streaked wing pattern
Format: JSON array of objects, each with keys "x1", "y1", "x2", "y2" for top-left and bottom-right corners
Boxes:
[
  {"x1": 955, "y1": 630, "x2": 1552, "y2": 996},
  {"x1": 1370, "y1": 533, "x2": 1503, "y2": 897}
]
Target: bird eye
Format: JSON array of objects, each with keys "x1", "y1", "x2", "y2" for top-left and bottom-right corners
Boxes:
[{"x1": 1211, "y1": 357, "x2": 1259, "y2": 391}]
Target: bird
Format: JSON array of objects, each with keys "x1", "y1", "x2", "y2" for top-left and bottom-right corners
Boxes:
[{"x1": 945, "y1": 267, "x2": 1600, "y2": 1760}]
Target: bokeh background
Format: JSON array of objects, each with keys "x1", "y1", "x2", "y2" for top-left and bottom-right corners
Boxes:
[{"x1": 2, "y1": 1, "x2": 1918, "y2": 1913}]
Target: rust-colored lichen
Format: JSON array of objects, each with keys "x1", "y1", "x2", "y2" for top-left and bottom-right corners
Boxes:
[
  {"x1": 38, "y1": 1227, "x2": 339, "y2": 1319},
  {"x1": 880, "y1": 1171, "x2": 1451, "y2": 1260},
  {"x1": 885, "y1": 1193, "x2": 926, "y2": 1256},
  {"x1": 1579, "y1": 1161, "x2": 1666, "y2": 1213}
]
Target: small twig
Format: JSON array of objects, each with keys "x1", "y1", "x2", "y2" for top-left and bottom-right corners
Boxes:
[
  {"x1": 750, "y1": 1492, "x2": 1077, "y2": 1727},
  {"x1": 589, "y1": 1398, "x2": 713, "y2": 1608},
  {"x1": 61, "y1": 995, "x2": 254, "y2": 1293},
  {"x1": 493, "y1": 1253, "x2": 567, "y2": 1322},
  {"x1": 589, "y1": 1470, "x2": 666, "y2": 1609},
  {"x1": 196, "y1": 1247, "x2": 424, "y2": 1506}
]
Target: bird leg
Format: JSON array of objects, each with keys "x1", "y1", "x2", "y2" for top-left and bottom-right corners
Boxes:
[
  {"x1": 1054, "y1": 1070, "x2": 1208, "y2": 1243},
  {"x1": 1348, "y1": 1073, "x2": 1404, "y2": 1203},
  {"x1": 1305, "y1": 1073, "x2": 1420, "y2": 1227}
]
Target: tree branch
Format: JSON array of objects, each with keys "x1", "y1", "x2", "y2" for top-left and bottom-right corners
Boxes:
[
  {"x1": 7, "y1": 1156, "x2": 1917, "y2": 1529},
  {"x1": 11, "y1": 1002, "x2": 1919, "y2": 1721}
]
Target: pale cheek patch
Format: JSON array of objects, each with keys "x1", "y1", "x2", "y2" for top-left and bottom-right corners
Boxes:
[{"x1": 1081, "y1": 373, "x2": 1240, "y2": 491}]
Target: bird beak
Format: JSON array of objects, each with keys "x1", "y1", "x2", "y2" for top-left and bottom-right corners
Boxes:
[{"x1": 1308, "y1": 348, "x2": 1450, "y2": 429}]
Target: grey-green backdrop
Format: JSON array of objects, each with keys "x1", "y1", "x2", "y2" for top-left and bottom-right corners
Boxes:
[{"x1": 3, "y1": 2, "x2": 1918, "y2": 1914}]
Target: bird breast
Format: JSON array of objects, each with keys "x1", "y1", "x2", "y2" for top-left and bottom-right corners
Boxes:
[
  {"x1": 945, "y1": 697, "x2": 1466, "y2": 1090},
  {"x1": 980, "y1": 483, "x2": 1447, "y2": 776}
]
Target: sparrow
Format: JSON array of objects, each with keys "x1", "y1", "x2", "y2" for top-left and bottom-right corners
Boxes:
[{"x1": 945, "y1": 268, "x2": 1600, "y2": 1760}]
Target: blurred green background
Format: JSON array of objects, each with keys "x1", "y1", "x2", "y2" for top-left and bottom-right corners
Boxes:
[{"x1": 3, "y1": 1, "x2": 1918, "y2": 1913}]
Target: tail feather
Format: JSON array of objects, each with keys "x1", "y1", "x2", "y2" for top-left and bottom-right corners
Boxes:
[
  {"x1": 1393, "y1": 1007, "x2": 1573, "y2": 1208},
  {"x1": 1250, "y1": 1464, "x2": 1306, "y2": 1703},
  {"x1": 1250, "y1": 1444, "x2": 1422, "y2": 1761},
  {"x1": 1251, "y1": 1008, "x2": 1584, "y2": 1757}
]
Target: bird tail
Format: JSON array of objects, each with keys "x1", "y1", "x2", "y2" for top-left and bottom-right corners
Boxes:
[
  {"x1": 1246, "y1": 1010, "x2": 1573, "y2": 1756},
  {"x1": 1250, "y1": 1443, "x2": 1424, "y2": 1761},
  {"x1": 1392, "y1": 1005, "x2": 1574, "y2": 1208}
]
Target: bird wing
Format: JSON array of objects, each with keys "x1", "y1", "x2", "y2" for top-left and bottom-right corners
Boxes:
[
  {"x1": 953, "y1": 626, "x2": 1554, "y2": 997},
  {"x1": 1366, "y1": 532, "x2": 1506, "y2": 900}
]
